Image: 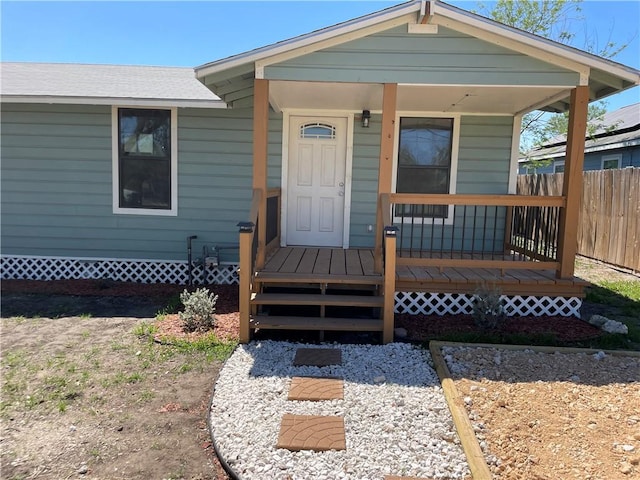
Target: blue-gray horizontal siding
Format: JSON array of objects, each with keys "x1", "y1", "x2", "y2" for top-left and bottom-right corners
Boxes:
[
  {"x1": 348, "y1": 115, "x2": 513, "y2": 249},
  {"x1": 1, "y1": 103, "x2": 282, "y2": 261},
  {"x1": 265, "y1": 26, "x2": 579, "y2": 86},
  {"x1": 350, "y1": 116, "x2": 382, "y2": 247}
]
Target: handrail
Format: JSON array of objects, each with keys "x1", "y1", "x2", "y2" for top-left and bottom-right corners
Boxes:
[
  {"x1": 389, "y1": 193, "x2": 566, "y2": 208},
  {"x1": 384, "y1": 192, "x2": 564, "y2": 274}
]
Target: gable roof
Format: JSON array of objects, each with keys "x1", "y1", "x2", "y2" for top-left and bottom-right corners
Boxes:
[
  {"x1": 195, "y1": 0, "x2": 640, "y2": 112},
  {"x1": 1, "y1": 63, "x2": 223, "y2": 108},
  {"x1": 521, "y1": 103, "x2": 640, "y2": 161}
]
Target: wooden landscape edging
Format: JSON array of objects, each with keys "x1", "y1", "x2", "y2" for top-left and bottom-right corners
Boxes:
[{"x1": 428, "y1": 341, "x2": 640, "y2": 479}]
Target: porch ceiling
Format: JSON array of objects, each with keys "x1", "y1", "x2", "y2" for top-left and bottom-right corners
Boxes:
[{"x1": 268, "y1": 80, "x2": 570, "y2": 115}]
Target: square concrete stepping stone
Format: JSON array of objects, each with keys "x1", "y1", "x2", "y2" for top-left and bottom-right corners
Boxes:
[
  {"x1": 288, "y1": 376, "x2": 344, "y2": 401},
  {"x1": 276, "y1": 414, "x2": 346, "y2": 451},
  {"x1": 293, "y1": 347, "x2": 342, "y2": 367}
]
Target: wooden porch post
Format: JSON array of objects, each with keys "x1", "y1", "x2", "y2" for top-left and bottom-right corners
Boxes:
[
  {"x1": 557, "y1": 85, "x2": 589, "y2": 278},
  {"x1": 253, "y1": 78, "x2": 269, "y2": 269},
  {"x1": 238, "y1": 223, "x2": 254, "y2": 343},
  {"x1": 374, "y1": 83, "x2": 398, "y2": 273},
  {"x1": 382, "y1": 226, "x2": 397, "y2": 344}
]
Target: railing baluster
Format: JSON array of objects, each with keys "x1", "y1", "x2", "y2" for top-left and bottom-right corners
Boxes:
[
  {"x1": 491, "y1": 205, "x2": 498, "y2": 260},
  {"x1": 481, "y1": 205, "x2": 488, "y2": 260},
  {"x1": 471, "y1": 205, "x2": 477, "y2": 258},
  {"x1": 420, "y1": 203, "x2": 426, "y2": 257},
  {"x1": 461, "y1": 205, "x2": 467, "y2": 258},
  {"x1": 439, "y1": 205, "x2": 445, "y2": 259}
]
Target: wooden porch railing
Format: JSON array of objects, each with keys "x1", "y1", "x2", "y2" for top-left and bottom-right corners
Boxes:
[{"x1": 377, "y1": 193, "x2": 566, "y2": 275}]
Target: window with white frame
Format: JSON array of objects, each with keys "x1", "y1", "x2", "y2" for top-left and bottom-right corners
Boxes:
[
  {"x1": 601, "y1": 154, "x2": 621, "y2": 170},
  {"x1": 394, "y1": 116, "x2": 456, "y2": 220},
  {"x1": 112, "y1": 107, "x2": 178, "y2": 215},
  {"x1": 554, "y1": 161, "x2": 565, "y2": 173}
]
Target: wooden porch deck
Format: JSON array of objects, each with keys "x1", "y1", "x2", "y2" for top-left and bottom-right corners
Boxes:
[{"x1": 261, "y1": 247, "x2": 587, "y2": 297}]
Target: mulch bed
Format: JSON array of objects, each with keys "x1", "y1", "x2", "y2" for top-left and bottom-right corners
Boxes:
[
  {"x1": 396, "y1": 313, "x2": 603, "y2": 342},
  {"x1": 2, "y1": 279, "x2": 602, "y2": 343}
]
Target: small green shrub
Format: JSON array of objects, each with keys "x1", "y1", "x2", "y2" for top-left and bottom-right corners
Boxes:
[
  {"x1": 472, "y1": 283, "x2": 506, "y2": 330},
  {"x1": 179, "y1": 288, "x2": 218, "y2": 333}
]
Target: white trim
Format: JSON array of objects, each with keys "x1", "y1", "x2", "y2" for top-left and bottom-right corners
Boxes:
[
  {"x1": 601, "y1": 154, "x2": 621, "y2": 170},
  {"x1": 196, "y1": 3, "x2": 422, "y2": 78},
  {"x1": 553, "y1": 161, "x2": 565, "y2": 173},
  {"x1": 432, "y1": 15, "x2": 590, "y2": 79},
  {"x1": 111, "y1": 106, "x2": 179, "y2": 217},
  {"x1": 514, "y1": 88, "x2": 573, "y2": 116},
  {"x1": 255, "y1": 14, "x2": 414, "y2": 73},
  {"x1": 432, "y1": 1, "x2": 638, "y2": 84},
  {"x1": 280, "y1": 110, "x2": 353, "y2": 248},
  {"x1": 508, "y1": 114, "x2": 522, "y2": 194},
  {"x1": 1, "y1": 95, "x2": 225, "y2": 109},
  {"x1": 196, "y1": 0, "x2": 638, "y2": 88},
  {"x1": 407, "y1": 24, "x2": 438, "y2": 34},
  {"x1": 391, "y1": 112, "x2": 461, "y2": 225}
]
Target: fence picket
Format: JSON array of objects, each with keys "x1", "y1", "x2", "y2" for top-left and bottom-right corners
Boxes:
[{"x1": 518, "y1": 168, "x2": 639, "y2": 272}]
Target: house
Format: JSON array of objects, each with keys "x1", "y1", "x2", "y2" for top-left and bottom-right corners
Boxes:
[
  {"x1": 519, "y1": 102, "x2": 640, "y2": 174},
  {"x1": 2, "y1": 1, "x2": 639, "y2": 343}
]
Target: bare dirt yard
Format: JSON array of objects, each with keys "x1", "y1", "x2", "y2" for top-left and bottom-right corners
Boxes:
[
  {"x1": 1, "y1": 257, "x2": 637, "y2": 479},
  {"x1": 442, "y1": 345, "x2": 640, "y2": 479},
  {"x1": 1, "y1": 283, "x2": 237, "y2": 480}
]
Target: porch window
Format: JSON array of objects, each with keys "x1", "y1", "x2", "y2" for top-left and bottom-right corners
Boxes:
[
  {"x1": 112, "y1": 107, "x2": 178, "y2": 216},
  {"x1": 395, "y1": 117, "x2": 454, "y2": 219},
  {"x1": 554, "y1": 162, "x2": 565, "y2": 173}
]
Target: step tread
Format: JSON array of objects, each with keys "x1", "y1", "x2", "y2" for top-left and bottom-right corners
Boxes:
[
  {"x1": 251, "y1": 293, "x2": 384, "y2": 307},
  {"x1": 250, "y1": 315, "x2": 383, "y2": 331},
  {"x1": 255, "y1": 272, "x2": 383, "y2": 285}
]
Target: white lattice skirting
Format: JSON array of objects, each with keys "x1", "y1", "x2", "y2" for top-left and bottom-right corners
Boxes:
[
  {"x1": 395, "y1": 292, "x2": 582, "y2": 318},
  {"x1": 2, "y1": 256, "x2": 581, "y2": 316},
  {"x1": 1, "y1": 255, "x2": 238, "y2": 285}
]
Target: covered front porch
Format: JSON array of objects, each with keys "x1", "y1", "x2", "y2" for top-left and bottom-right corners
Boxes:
[{"x1": 192, "y1": 1, "x2": 639, "y2": 343}]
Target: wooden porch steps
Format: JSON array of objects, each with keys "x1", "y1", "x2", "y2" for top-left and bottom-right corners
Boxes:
[
  {"x1": 254, "y1": 271, "x2": 383, "y2": 286},
  {"x1": 250, "y1": 316, "x2": 383, "y2": 331},
  {"x1": 251, "y1": 293, "x2": 383, "y2": 308},
  {"x1": 249, "y1": 268, "x2": 385, "y2": 336}
]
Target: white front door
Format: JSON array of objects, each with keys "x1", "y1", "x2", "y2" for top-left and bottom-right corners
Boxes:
[{"x1": 286, "y1": 116, "x2": 347, "y2": 247}]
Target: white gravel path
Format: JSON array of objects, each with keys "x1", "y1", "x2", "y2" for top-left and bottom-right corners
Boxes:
[{"x1": 210, "y1": 341, "x2": 470, "y2": 479}]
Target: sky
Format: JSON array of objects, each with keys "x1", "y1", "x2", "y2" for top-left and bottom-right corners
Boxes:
[{"x1": 1, "y1": 0, "x2": 639, "y2": 111}]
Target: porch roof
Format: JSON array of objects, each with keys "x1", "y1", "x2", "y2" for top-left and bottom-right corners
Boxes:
[{"x1": 195, "y1": 0, "x2": 640, "y2": 114}]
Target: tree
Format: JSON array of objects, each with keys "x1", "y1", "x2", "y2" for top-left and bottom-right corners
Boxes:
[{"x1": 476, "y1": 0, "x2": 629, "y2": 160}]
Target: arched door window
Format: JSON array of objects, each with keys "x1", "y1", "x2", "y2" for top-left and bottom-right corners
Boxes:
[{"x1": 300, "y1": 123, "x2": 336, "y2": 139}]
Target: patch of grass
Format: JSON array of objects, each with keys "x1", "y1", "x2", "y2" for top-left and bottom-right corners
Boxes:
[
  {"x1": 79, "y1": 313, "x2": 92, "y2": 319},
  {"x1": 167, "y1": 333, "x2": 237, "y2": 362},
  {"x1": 133, "y1": 321, "x2": 158, "y2": 338}
]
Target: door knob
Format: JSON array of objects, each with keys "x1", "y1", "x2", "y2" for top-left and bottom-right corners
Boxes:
[
  {"x1": 339, "y1": 182, "x2": 344, "y2": 187},
  {"x1": 338, "y1": 191, "x2": 344, "y2": 196}
]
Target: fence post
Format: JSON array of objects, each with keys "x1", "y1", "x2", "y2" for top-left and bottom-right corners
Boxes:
[
  {"x1": 382, "y1": 226, "x2": 398, "y2": 344},
  {"x1": 237, "y1": 222, "x2": 255, "y2": 344}
]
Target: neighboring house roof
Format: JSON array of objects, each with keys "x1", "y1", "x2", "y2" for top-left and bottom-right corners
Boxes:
[
  {"x1": 521, "y1": 103, "x2": 640, "y2": 161},
  {"x1": 0, "y1": 63, "x2": 224, "y2": 108},
  {"x1": 195, "y1": 0, "x2": 640, "y2": 112}
]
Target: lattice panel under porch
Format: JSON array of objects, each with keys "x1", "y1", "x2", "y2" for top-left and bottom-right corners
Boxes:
[
  {"x1": 395, "y1": 292, "x2": 582, "y2": 318},
  {"x1": 0, "y1": 255, "x2": 239, "y2": 285}
]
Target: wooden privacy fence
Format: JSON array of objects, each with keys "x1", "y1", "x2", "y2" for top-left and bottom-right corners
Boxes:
[{"x1": 517, "y1": 168, "x2": 640, "y2": 272}]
